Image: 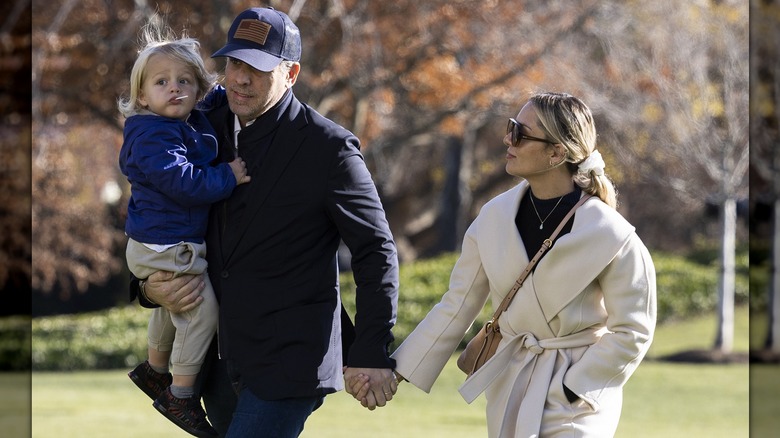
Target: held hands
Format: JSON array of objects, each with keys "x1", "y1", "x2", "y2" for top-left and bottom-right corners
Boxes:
[
  {"x1": 228, "y1": 157, "x2": 251, "y2": 185},
  {"x1": 343, "y1": 367, "x2": 402, "y2": 410}
]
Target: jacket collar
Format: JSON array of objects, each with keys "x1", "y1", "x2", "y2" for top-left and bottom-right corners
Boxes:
[
  {"x1": 219, "y1": 93, "x2": 307, "y2": 264},
  {"x1": 482, "y1": 182, "x2": 635, "y2": 322}
]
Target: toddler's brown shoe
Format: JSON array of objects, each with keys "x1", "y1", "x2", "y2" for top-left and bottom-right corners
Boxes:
[
  {"x1": 128, "y1": 361, "x2": 172, "y2": 401},
  {"x1": 153, "y1": 387, "x2": 218, "y2": 437}
]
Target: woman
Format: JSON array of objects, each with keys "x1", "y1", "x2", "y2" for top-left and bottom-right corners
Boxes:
[{"x1": 349, "y1": 92, "x2": 656, "y2": 437}]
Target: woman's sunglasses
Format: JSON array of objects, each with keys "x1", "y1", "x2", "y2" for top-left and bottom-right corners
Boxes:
[{"x1": 506, "y1": 118, "x2": 557, "y2": 146}]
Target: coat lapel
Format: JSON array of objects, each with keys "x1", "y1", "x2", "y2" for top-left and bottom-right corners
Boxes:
[
  {"x1": 476, "y1": 183, "x2": 530, "y2": 303},
  {"x1": 221, "y1": 98, "x2": 308, "y2": 264},
  {"x1": 208, "y1": 105, "x2": 237, "y2": 269},
  {"x1": 532, "y1": 199, "x2": 635, "y2": 322},
  {"x1": 475, "y1": 182, "x2": 636, "y2": 324}
]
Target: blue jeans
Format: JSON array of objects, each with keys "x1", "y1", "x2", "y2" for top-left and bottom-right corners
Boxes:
[
  {"x1": 225, "y1": 387, "x2": 324, "y2": 438},
  {"x1": 197, "y1": 342, "x2": 324, "y2": 437}
]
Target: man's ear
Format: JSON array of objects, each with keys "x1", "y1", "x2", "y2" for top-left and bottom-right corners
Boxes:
[{"x1": 287, "y1": 62, "x2": 300, "y2": 87}]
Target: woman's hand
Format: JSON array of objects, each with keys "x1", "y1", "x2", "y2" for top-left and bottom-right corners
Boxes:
[
  {"x1": 344, "y1": 367, "x2": 405, "y2": 410},
  {"x1": 143, "y1": 271, "x2": 205, "y2": 313},
  {"x1": 344, "y1": 369, "x2": 371, "y2": 402}
]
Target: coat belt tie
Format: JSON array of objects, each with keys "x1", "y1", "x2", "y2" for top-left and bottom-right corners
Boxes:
[
  {"x1": 522, "y1": 333, "x2": 545, "y2": 355},
  {"x1": 459, "y1": 327, "x2": 606, "y2": 437},
  {"x1": 459, "y1": 327, "x2": 606, "y2": 403}
]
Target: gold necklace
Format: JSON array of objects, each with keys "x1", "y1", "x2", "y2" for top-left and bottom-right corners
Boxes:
[{"x1": 529, "y1": 193, "x2": 565, "y2": 230}]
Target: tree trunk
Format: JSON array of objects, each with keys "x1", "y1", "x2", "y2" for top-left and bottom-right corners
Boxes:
[
  {"x1": 436, "y1": 137, "x2": 463, "y2": 253},
  {"x1": 714, "y1": 197, "x2": 736, "y2": 353},
  {"x1": 455, "y1": 127, "x2": 477, "y2": 251}
]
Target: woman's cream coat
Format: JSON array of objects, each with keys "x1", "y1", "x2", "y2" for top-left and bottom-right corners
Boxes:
[{"x1": 392, "y1": 182, "x2": 657, "y2": 438}]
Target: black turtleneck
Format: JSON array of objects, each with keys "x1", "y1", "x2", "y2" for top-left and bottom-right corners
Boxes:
[{"x1": 515, "y1": 185, "x2": 582, "y2": 261}]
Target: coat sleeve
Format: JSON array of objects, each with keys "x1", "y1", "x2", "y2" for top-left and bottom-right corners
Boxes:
[
  {"x1": 562, "y1": 233, "x2": 657, "y2": 410},
  {"x1": 197, "y1": 85, "x2": 228, "y2": 111},
  {"x1": 326, "y1": 134, "x2": 399, "y2": 369},
  {"x1": 391, "y1": 222, "x2": 491, "y2": 392},
  {"x1": 133, "y1": 127, "x2": 236, "y2": 207}
]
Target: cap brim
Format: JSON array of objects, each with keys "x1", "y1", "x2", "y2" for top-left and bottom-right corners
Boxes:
[{"x1": 211, "y1": 45, "x2": 283, "y2": 73}]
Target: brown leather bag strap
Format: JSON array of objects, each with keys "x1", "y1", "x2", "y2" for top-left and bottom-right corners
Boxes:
[{"x1": 490, "y1": 194, "x2": 594, "y2": 323}]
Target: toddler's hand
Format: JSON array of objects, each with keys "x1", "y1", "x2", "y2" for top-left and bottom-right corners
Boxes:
[{"x1": 229, "y1": 158, "x2": 251, "y2": 185}]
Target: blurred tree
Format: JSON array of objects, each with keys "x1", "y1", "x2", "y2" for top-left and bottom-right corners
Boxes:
[
  {"x1": 0, "y1": 0, "x2": 32, "y2": 315},
  {"x1": 31, "y1": 0, "x2": 747, "y2": 316},
  {"x1": 33, "y1": 0, "x2": 135, "y2": 299},
  {"x1": 30, "y1": 0, "x2": 608, "y2": 299},
  {"x1": 580, "y1": 0, "x2": 749, "y2": 353},
  {"x1": 292, "y1": 0, "x2": 604, "y2": 258}
]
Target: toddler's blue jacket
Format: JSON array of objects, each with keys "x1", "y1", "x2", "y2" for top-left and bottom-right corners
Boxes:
[{"x1": 119, "y1": 110, "x2": 236, "y2": 244}]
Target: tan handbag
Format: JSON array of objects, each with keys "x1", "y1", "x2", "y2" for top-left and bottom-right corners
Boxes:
[{"x1": 457, "y1": 195, "x2": 592, "y2": 376}]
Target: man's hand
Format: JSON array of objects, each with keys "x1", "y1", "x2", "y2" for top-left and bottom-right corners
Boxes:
[
  {"x1": 144, "y1": 271, "x2": 205, "y2": 313},
  {"x1": 343, "y1": 367, "x2": 397, "y2": 410}
]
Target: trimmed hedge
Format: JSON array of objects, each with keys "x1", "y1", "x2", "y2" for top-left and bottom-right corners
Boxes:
[
  {"x1": 27, "y1": 249, "x2": 749, "y2": 371},
  {"x1": 339, "y1": 253, "x2": 494, "y2": 350},
  {"x1": 31, "y1": 306, "x2": 148, "y2": 371},
  {"x1": 653, "y1": 250, "x2": 749, "y2": 321},
  {"x1": 0, "y1": 316, "x2": 31, "y2": 371}
]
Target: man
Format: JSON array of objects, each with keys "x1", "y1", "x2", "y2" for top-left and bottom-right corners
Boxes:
[{"x1": 132, "y1": 7, "x2": 400, "y2": 437}]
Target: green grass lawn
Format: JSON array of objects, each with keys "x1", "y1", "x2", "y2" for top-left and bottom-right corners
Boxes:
[
  {"x1": 750, "y1": 364, "x2": 780, "y2": 437},
  {"x1": 30, "y1": 307, "x2": 750, "y2": 437},
  {"x1": 0, "y1": 372, "x2": 31, "y2": 438}
]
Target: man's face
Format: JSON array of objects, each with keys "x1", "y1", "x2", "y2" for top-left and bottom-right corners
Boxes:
[{"x1": 223, "y1": 58, "x2": 298, "y2": 125}]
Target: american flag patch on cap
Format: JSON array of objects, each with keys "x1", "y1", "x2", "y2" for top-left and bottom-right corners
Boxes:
[{"x1": 234, "y1": 19, "x2": 271, "y2": 45}]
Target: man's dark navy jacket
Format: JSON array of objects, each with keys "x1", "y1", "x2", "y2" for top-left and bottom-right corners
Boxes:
[{"x1": 203, "y1": 87, "x2": 399, "y2": 400}]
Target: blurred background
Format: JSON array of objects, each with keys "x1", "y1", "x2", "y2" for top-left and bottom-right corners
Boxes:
[
  {"x1": 21, "y1": 0, "x2": 761, "y2": 355},
  {"x1": 25, "y1": 0, "x2": 753, "y2": 313},
  {"x1": 1, "y1": 0, "x2": 777, "y2": 436}
]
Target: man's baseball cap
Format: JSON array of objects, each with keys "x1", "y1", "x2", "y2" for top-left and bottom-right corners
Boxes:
[{"x1": 211, "y1": 7, "x2": 301, "y2": 72}]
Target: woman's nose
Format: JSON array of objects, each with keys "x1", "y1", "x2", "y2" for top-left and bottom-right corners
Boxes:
[{"x1": 503, "y1": 132, "x2": 513, "y2": 147}]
